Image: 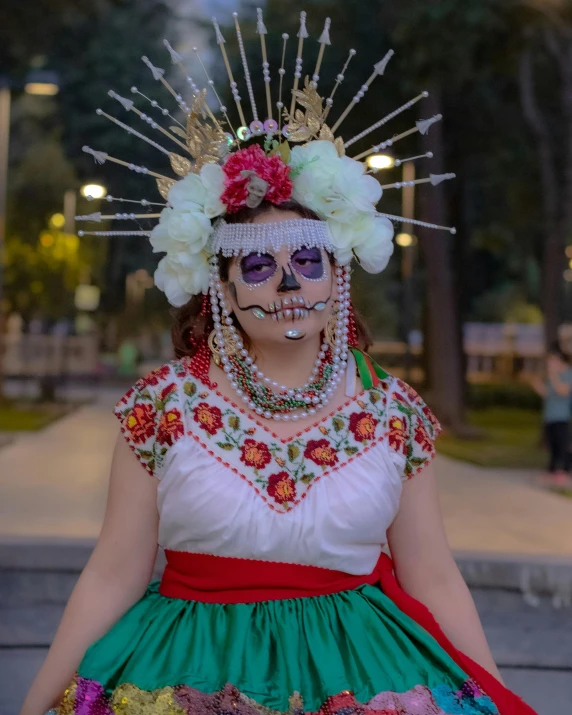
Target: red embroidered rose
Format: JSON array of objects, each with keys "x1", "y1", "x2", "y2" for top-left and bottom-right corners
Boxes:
[
  {"x1": 414, "y1": 423, "x2": 433, "y2": 454},
  {"x1": 423, "y1": 404, "x2": 440, "y2": 431},
  {"x1": 140, "y1": 364, "x2": 171, "y2": 387},
  {"x1": 159, "y1": 382, "x2": 177, "y2": 402},
  {"x1": 267, "y1": 472, "x2": 297, "y2": 504},
  {"x1": 397, "y1": 379, "x2": 422, "y2": 406},
  {"x1": 220, "y1": 144, "x2": 293, "y2": 213},
  {"x1": 387, "y1": 415, "x2": 408, "y2": 454},
  {"x1": 193, "y1": 402, "x2": 223, "y2": 435},
  {"x1": 348, "y1": 411, "x2": 378, "y2": 442},
  {"x1": 125, "y1": 403, "x2": 156, "y2": 444},
  {"x1": 157, "y1": 408, "x2": 184, "y2": 446},
  {"x1": 240, "y1": 439, "x2": 272, "y2": 469},
  {"x1": 304, "y1": 439, "x2": 339, "y2": 467}
]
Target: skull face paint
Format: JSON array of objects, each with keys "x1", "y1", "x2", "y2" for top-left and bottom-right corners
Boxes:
[
  {"x1": 224, "y1": 243, "x2": 334, "y2": 346},
  {"x1": 238, "y1": 247, "x2": 327, "y2": 290}
]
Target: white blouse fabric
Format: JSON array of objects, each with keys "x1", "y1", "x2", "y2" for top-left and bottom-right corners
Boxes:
[{"x1": 114, "y1": 357, "x2": 441, "y2": 576}]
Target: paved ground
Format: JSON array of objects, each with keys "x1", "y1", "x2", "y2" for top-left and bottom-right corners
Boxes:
[{"x1": 1, "y1": 390, "x2": 572, "y2": 714}]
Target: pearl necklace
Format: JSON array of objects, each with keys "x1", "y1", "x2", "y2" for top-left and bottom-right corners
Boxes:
[{"x1": 208, "y1": 258, "x2": 351, "y2": 421}]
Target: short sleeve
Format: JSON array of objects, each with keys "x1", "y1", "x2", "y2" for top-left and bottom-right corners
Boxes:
[
  {"x1": 386, "y1": 378, "x2": 442, "y2": 480},
  {"x1": 113, "y1": 363, "x2": 184, "y2": 478}
]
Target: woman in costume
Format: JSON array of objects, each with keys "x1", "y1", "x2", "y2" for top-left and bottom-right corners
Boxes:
[{"x1": 21, "y1": 10, "x2": 537, "y2": 715}]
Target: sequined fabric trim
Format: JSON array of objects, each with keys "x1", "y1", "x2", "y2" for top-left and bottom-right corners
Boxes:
[{"x1": 56, "y1": 676, "x2": 497, "y2": 715}]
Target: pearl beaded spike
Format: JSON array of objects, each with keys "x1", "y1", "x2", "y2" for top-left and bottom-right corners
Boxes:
[{"x1": 208, "y1": 257, "x2": 350, "y2": 420}]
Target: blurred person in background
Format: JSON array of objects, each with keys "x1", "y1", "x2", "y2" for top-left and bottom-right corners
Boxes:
[{"x1": 531, "y1": 343, "x2": 572, "y2": 487}]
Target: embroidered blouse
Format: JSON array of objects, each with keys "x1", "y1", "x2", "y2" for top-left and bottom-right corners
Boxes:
[{"x1": 114, "y1": 357, "x2": 441, "y2": 576}]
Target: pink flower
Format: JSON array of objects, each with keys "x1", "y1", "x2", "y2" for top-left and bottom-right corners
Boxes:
[{"x1": 220, "y1": 145, "x2": 293, "y2": 213}]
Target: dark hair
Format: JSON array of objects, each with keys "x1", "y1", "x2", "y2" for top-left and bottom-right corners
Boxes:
[
  {"x1": 171, "y1": 200, "x2": 372, "y2": 358},
  {"x1": 548, "y1": 341, "x2": 571, "y2": 364}
]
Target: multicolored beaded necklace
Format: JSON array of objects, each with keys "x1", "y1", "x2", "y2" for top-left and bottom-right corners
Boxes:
[{"x1": 229, "y1": 350, "x2": 335, "y2": 414}]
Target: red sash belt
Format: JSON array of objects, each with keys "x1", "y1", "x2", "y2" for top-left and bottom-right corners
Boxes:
[
  {"x1": 160, "y1": 550, "x2": 536, "y2": 715},
  {"x1": 160, "y1": 549, "x2": 385, "y2": 604}
]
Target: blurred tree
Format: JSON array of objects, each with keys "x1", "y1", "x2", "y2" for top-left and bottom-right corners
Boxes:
[
  {"x1": 3, "y1": 0, "x2": 174, "y2": 323},
  {"x1": 516, "y1": 0, "x2": 572, "y2": 346}
]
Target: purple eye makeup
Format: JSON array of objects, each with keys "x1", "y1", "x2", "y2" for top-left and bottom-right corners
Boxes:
[
  {"x1": 238, "y1": 248, "x2": 327, "y2": 289},
  {"x1": 290, "y1": 247, "x2": 327, "y2": 281}
]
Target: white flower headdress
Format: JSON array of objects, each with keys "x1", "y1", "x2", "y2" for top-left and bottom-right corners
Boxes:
[{"x1": 77, "y1": 9, "x2": 456, "y2": 306}]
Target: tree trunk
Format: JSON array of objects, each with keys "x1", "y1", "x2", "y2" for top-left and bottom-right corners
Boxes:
[
  {"x1": 519, "y1": 46, "x2": 562, "y2": 347},
  {"x1": 417, "y1": 90, "x2": 466, "y2": 431}
]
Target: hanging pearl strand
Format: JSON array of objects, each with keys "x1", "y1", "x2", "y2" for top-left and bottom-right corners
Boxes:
[{"x1": 208, "y1": 258, "x2": 351, "y2": 421}]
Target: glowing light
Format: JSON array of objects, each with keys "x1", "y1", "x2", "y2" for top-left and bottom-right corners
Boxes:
[
  {"x1": 566, "y1": 245, "x2": 572, "y2": 259},
  {"x1": 80, "y1": 184, "x2": 107, "y2": 199},
  {"x1": 396, "y1": 232, "x2": 414, "y2": 247},
  {"x1": 366, "y1": 154, "x2": 396, "y2": 170},
  {"x1": 564, "y1": 269, "x2": 572, "y2": 282},
  {"x1": 25, "y1": 82, "x2": 59, "y2": 96},
  {"x1": 39, "y1": 232, "x2": 54, "y2": 248},
  {"x1": 569, "y1": 258, "x2": 572, "y2": 269},
  {"x1": 49, "y1": 213, "x2": 65, "y2": 229}
]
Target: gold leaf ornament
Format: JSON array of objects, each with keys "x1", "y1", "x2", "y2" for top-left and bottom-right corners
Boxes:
[
  {"x1": 170, "y1": 153, "x2": 193, "y2": 177},
  {"x1": 306, "y1": 115, "x2": 321, "y2": 136},
  {"x1": 334, "y1": 137, "x2": 346, "y2": 157},
  {"x1": 156, "y1": 177, "x2": 176, "y2": 200},
  {"x1": 319, "y1": 124, "x2": 335, "y2": 142},
  {"x1": 169, "y1": 126, "x2": 187, "y2": 139}
]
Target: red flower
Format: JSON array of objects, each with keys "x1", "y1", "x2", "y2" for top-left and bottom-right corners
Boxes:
[
  {"x1": 220, "y1": 144, "x2": 293, "y2": 213},
  {"x1": 348, "y1": 411, "x2": 378, "y2": 442},
  {"x1": 125, "y1": 403, "x2": 156, "y2": 444},
  {"x1": 387, "y1": 415, "x2": 408, "y2": 454},
  {"x1": 267, "y1": 472, "x2": 297, "y2": 504},
  {"x1": 159, "y1": 382, "x2": 177, "y2": 402},
  {"x1": 397, "y1": 379, "x2": 423, "y2": 406},
  {"x1": 157, "y1": 408, "x2": 184, "y2": 446},
  {"x1": 423, "y1": 404, "x2": 440, "y2": 432},
  {"x1": 414, "y1": 423, "x2": 433, "y2": 453},
  {"x1": 304, "y1": 439, "x2": 339, "y2": 467},
  {"x1": 193, "y1": 402, "x2": 223, "y2": 435},
  {"x1": 140, "y1": 364, "x2": 171, "y2": 387},
  {"x1": 240, "y1": 439, "x2": 272, "y2": 469}
]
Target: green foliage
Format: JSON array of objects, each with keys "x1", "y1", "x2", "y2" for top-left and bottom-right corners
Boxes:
[
  {"x1": 4, "y1": 229, "x2": 106, "y2": 320},
  {"x1": 467, "y1": 382, "x2": 542, "y2": 411},
  {"x1": 437, "y1": 407, "x2": 545, "y2": 469}
]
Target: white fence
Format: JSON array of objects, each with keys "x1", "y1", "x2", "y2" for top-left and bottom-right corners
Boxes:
[{"x1": 3, "y1": 334, "x2": 99, "y2": 377}]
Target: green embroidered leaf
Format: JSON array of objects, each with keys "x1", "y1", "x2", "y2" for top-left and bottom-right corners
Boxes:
[
  {"x1": 155, "y1": 399, "x2": 165, "y2": 411},
  {"x1": 301, "y1": 473, "x2": 315, "y2": 484},
  {"x1": 183, "y1": 381, "x2": 197, "y2": 397},
  {"x1": 160, "y1": 448, "x2": 168, "y2": 456},
  {"x1": 344, "y1": 446, "x2": 359, "y2": 456},
  {"x1": 148, "y1": 459, "x2": 155, "y2": 472},
  {"x1": 409, "y1": 457, "x2": 427, "y2": 467},
  {"x1": 369, "y1": 391, "x2": 381, "y2": 404},
  {"x1": 332, "y1": 417, "x2": 345, "y2": 432},
  {"x1": 140, "y1": 389, "x2": 152, "y2": 400},
  {"x1": 228, "y1": 415, "x2": 240, "y2": 430},
  {"x1": 216, "y1": 442, "x2": 234, "y2": 451},
  {"x1": 139, "y1": 450, "x2": 154, "y2": 459},
  {"x1": 287, "y1": 444, "x2": 301, "y2": 462}
]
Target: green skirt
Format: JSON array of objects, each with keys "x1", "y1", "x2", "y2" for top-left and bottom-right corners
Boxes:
[{"x1": 57, "y1": 582, "x2": 497, "y2": 714}]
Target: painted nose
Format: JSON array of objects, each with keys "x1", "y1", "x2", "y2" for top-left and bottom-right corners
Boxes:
[{"x1": 277, "y1": 266, "x2": 301, "y2": 293}]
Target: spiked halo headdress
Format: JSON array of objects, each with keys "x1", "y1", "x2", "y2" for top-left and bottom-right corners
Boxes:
[{"x1": 78, "y1": 9, "x2": 456, "y2": 307}]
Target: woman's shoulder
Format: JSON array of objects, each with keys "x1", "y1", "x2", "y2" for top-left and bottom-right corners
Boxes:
[
  {"x1": 378, "y1": 373, "x2": 442, "y2": 480},
  {"x1": 113, "y1": 359, "x2": 192, "y2": 477}
]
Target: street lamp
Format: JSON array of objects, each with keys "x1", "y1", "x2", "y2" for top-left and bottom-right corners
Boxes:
[
  {"x1": 24, "y1": 70, "x2": 60, "y2": 97},
  {"x1": 62, "y1": 184, "x2": 107, "y2": 235},
  {"x1": 366, "y1": 153, "x2": 396, "y2": 170},
  {"x1": 0, "y1": 71, "x2": 60, "y2": 397},
  {"x1": 80, "y1": 183, "x2": 107, "y2": 200}
]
